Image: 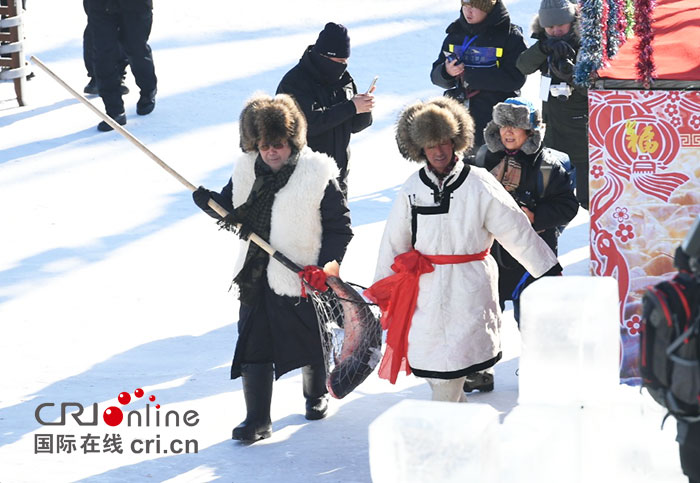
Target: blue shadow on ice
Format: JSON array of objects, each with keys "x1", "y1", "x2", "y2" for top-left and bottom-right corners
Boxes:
[
  {"x1": 348, "y1": 185, "x2": 402, "y2": 226},
  {"x1": 0, "y1": 98, "x2": 75, "y2": 129},
  {"x1": 0, "y1": 325, "x2": 237, "y2": 448},
  {"x1": 72, "y1": 383, "x2": 430, "y2": 483}
]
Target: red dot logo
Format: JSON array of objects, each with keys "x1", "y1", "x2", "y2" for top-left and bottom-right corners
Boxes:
[
  {"x1": 155, "y1": 404, "x2": 161, "y2": 409},
  {"x1": 103, "y1": 406, "x2": 123, "y2": 426},
  {"x1": 149, "y1": 395, "x2": 156, "y2": 402},
  {"x1": 118, "y1": 392, "x2": 131, "y2": 405},
  {"x1": 134, "y1": 388, "x2": 144, "y2": 398}
]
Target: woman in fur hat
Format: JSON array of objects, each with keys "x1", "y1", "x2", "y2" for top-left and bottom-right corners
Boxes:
[
  {"x1": 515, "y1": 0, "x2": 589, "y2": 209},
  {"x1": 365, "y1": 96, "x2": 561, "y2": 402},
  {"x1": 478, "y1": 97, "x2": 578, "y2": 323},
  {"x1": 192, "y1": 93, "x2": 353, "y2": 442}
]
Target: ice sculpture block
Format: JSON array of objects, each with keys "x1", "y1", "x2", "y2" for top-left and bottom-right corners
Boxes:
[
  {"x1": 500, "y1": 403, "x2": 662, "y2": 483},
  {"x1": 369, "y1": 400, "x2": 500, "y2": 483},
  {"x1": 518, "y1": 276, "x2": 620, "y2": 405}
]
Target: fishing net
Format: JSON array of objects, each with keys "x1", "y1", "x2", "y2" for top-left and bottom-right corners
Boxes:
[{"x1": 308, "y1": 276, "x2": 383, "y2": 399}]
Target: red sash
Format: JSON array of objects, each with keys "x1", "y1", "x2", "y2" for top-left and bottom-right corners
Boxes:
[{"x1": 364, "y1": 248, "x2": 490, "y2": 384}]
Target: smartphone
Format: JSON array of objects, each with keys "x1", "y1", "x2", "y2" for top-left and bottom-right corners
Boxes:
[{"x1": 366, "y1": 75, "x2": 379, "y2": 94}]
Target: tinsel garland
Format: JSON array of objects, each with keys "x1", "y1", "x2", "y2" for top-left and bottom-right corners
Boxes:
[
  {"x1": 601, "y1": 0, "x2": 610, "y2": 63},
  {"x1": 615, "y1": 0, "x2": 629, "y2": 43},
  {"x1": 575, "y1": 0, "x2": 605, "y2": 87},
  {"x1": 634, "y1": 0, "x2": 656, "y2": 88},
  {"x1": 624, "y1": 0, "x2": 635, "y2": 37},
  {"x1": 606, "y1": 0, "x2": 622, "y2": 57}
]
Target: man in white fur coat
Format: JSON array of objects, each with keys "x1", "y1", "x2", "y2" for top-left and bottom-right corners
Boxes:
[
  {"x1": 192, "y1": 94, "x2": 353, "y2": 442},
  {"x1": 365, "y1": 97, "x2": 561, "y2": 402}
]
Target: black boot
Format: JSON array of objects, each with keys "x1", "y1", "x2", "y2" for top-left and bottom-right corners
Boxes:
[
  {"x1": 136, "y1": 88, "x2": 156, "y2": 115},
  {"x1": 97, "y1": 112, "x2": 127, "y2": 132},
  {"x1": 232, "y1": 363, "x2": 273, "y2": 442},
  {"x1": 463, "y1": 370, "x2": 494, "y2": 393},
  {"x1": 302, "y1": 364, "x2": 329, "y2": 420}
]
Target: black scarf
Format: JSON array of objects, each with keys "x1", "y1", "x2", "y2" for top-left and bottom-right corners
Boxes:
[
  {"x1": 233, "y1": 152, "x2": 298, "y2": 305},
  {"x1": 310, "y1": 51, "x2": 347, "y2": 82}
]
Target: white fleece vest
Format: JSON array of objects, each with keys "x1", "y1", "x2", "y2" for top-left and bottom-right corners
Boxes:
[{"x1": 231, "y1": 147, "x2": 340, "y2": 297}]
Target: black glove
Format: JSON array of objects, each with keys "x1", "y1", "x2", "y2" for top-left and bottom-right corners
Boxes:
[
  {"x1": 192, "y1": 186, "x2": 214, "y2": 212},
  {"x1": 540, "y1": 38, "x2": 575, "y2": 60},
  {"x1": 216, "y1": 211, "x2": 252, "y2": 240},
  {"x1": 549, "y1": 57, "x2": 575, "y2": 82}
]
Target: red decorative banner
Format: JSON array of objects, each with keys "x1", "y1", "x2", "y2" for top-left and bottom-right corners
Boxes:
[{"x1": 588, "y1": 90, "x2": 700, "y2": 381}]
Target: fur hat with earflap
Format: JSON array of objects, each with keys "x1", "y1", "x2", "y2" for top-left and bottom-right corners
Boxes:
[
  {"x1": 239, "y1": 93, "x2": 307, "y2": 153},
  {"x1": 483, "y1": 97, "x2": 545, "y2": 155},
  {"x1": 395, "y1": 96, "x2": 475, "y2": 163}
]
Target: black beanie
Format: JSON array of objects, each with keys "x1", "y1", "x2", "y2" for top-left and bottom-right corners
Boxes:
[{"x1": 312, "y1": 22, "x2": 351, "y2": 58}]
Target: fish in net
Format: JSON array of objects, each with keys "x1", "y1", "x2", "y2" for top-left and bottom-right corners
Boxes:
[{"x1": 309, "y1": 276, "x2": 383, "y2": 399}]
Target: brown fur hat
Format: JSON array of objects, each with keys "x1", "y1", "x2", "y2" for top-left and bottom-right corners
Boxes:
[
  {"x1": 239, "y1": 93, "x2": 307, "y2": 153},
  {"x1": 395, "y1": 97, "x2": 474, "y2": 162}
]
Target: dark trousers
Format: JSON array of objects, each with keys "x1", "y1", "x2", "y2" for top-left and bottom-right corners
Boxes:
[
  {"x1": 678, "y1": 420, "x2": 700, "y2": 483},
  {"x1": 572, "y1": 160, "x2": 589, "y2": 210},
  {"x1": 83, "y1": 0, "x2": 128, "y2": 80},
  {"x1": 86, "y1": 0, "x2": 157, "y2": 116}
]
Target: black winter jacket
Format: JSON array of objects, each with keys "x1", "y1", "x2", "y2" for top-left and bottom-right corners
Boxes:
[
  {"x1": 476, "y1": 146, "x2": 578, "y2": 296},
  {"x1": 516, "y1": 14, "x2": 589, "y2": 208},
  {"x1": 277, "y1": 47, "x2": 373, "y2": 187},
  {"x1": 430, "y1": 0, "x2": 526, "y2": 146}
]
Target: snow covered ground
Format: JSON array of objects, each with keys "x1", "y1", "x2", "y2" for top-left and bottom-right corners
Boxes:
[{"x1": 0, "y1": 1, "x2": 686, "y2": 482}]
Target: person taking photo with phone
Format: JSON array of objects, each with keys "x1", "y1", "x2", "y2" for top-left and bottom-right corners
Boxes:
[{"x1": 277, "y1": 22, "x2": 374, "y2": 196}]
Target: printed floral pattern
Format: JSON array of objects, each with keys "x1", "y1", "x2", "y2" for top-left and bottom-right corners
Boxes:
[
  {"x1": 613, "y1": 207, "x2": 629, "y2": 223},
  {"x1": 591, "y1": 164, "x2": 604, "y2": 179},
  {"x1": 615, "y1": 223, "x2": 635, "y2": 243},
  {"x1": 626, "y1": 315, "x2": 641, "y2": 336}
]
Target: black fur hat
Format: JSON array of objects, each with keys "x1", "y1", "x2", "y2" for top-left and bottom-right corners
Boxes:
[
  {"x1": 395, "y1": 97, "x2": 474, "y2": 162},
  {"x1": 483, "y1": 97, "x2": 544, "y2": 155},
  {"x1": 239, "y1": 93, "x2": 307, "y2": 153}
]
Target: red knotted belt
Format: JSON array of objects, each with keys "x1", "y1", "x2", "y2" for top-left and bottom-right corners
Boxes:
[{"x1": 364, "y1": 248, "x2": 490, "y2": 384}]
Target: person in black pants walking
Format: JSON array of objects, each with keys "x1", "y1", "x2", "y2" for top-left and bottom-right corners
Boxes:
[
  {"x1": 82, "y1": 0, "x2": 129, "y2": 96},
  {"x1": 85, "y1": 0, "x2": 157, "y2": 132}
]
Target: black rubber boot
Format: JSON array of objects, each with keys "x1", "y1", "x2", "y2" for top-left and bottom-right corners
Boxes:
[
  {"x1": 463, "y1": 370, "x2": 494, "y2": 393},
  {"x1": 302, "y1": 364, "x2": 329, "y2": 420},
  {"x1": 136, "y1": 88, "x2": 157, "y2": 115},
  {"x1": 232, "y1": 363, "x2": 273, "y2": 442},
  {"x1": 97, "y1": 112, "x2": 127, "y2": 132}
]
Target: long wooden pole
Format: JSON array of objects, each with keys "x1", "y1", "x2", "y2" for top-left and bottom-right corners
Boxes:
[{"x1": 30, "y1": 55, "x2": 302, "y2": 273}]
